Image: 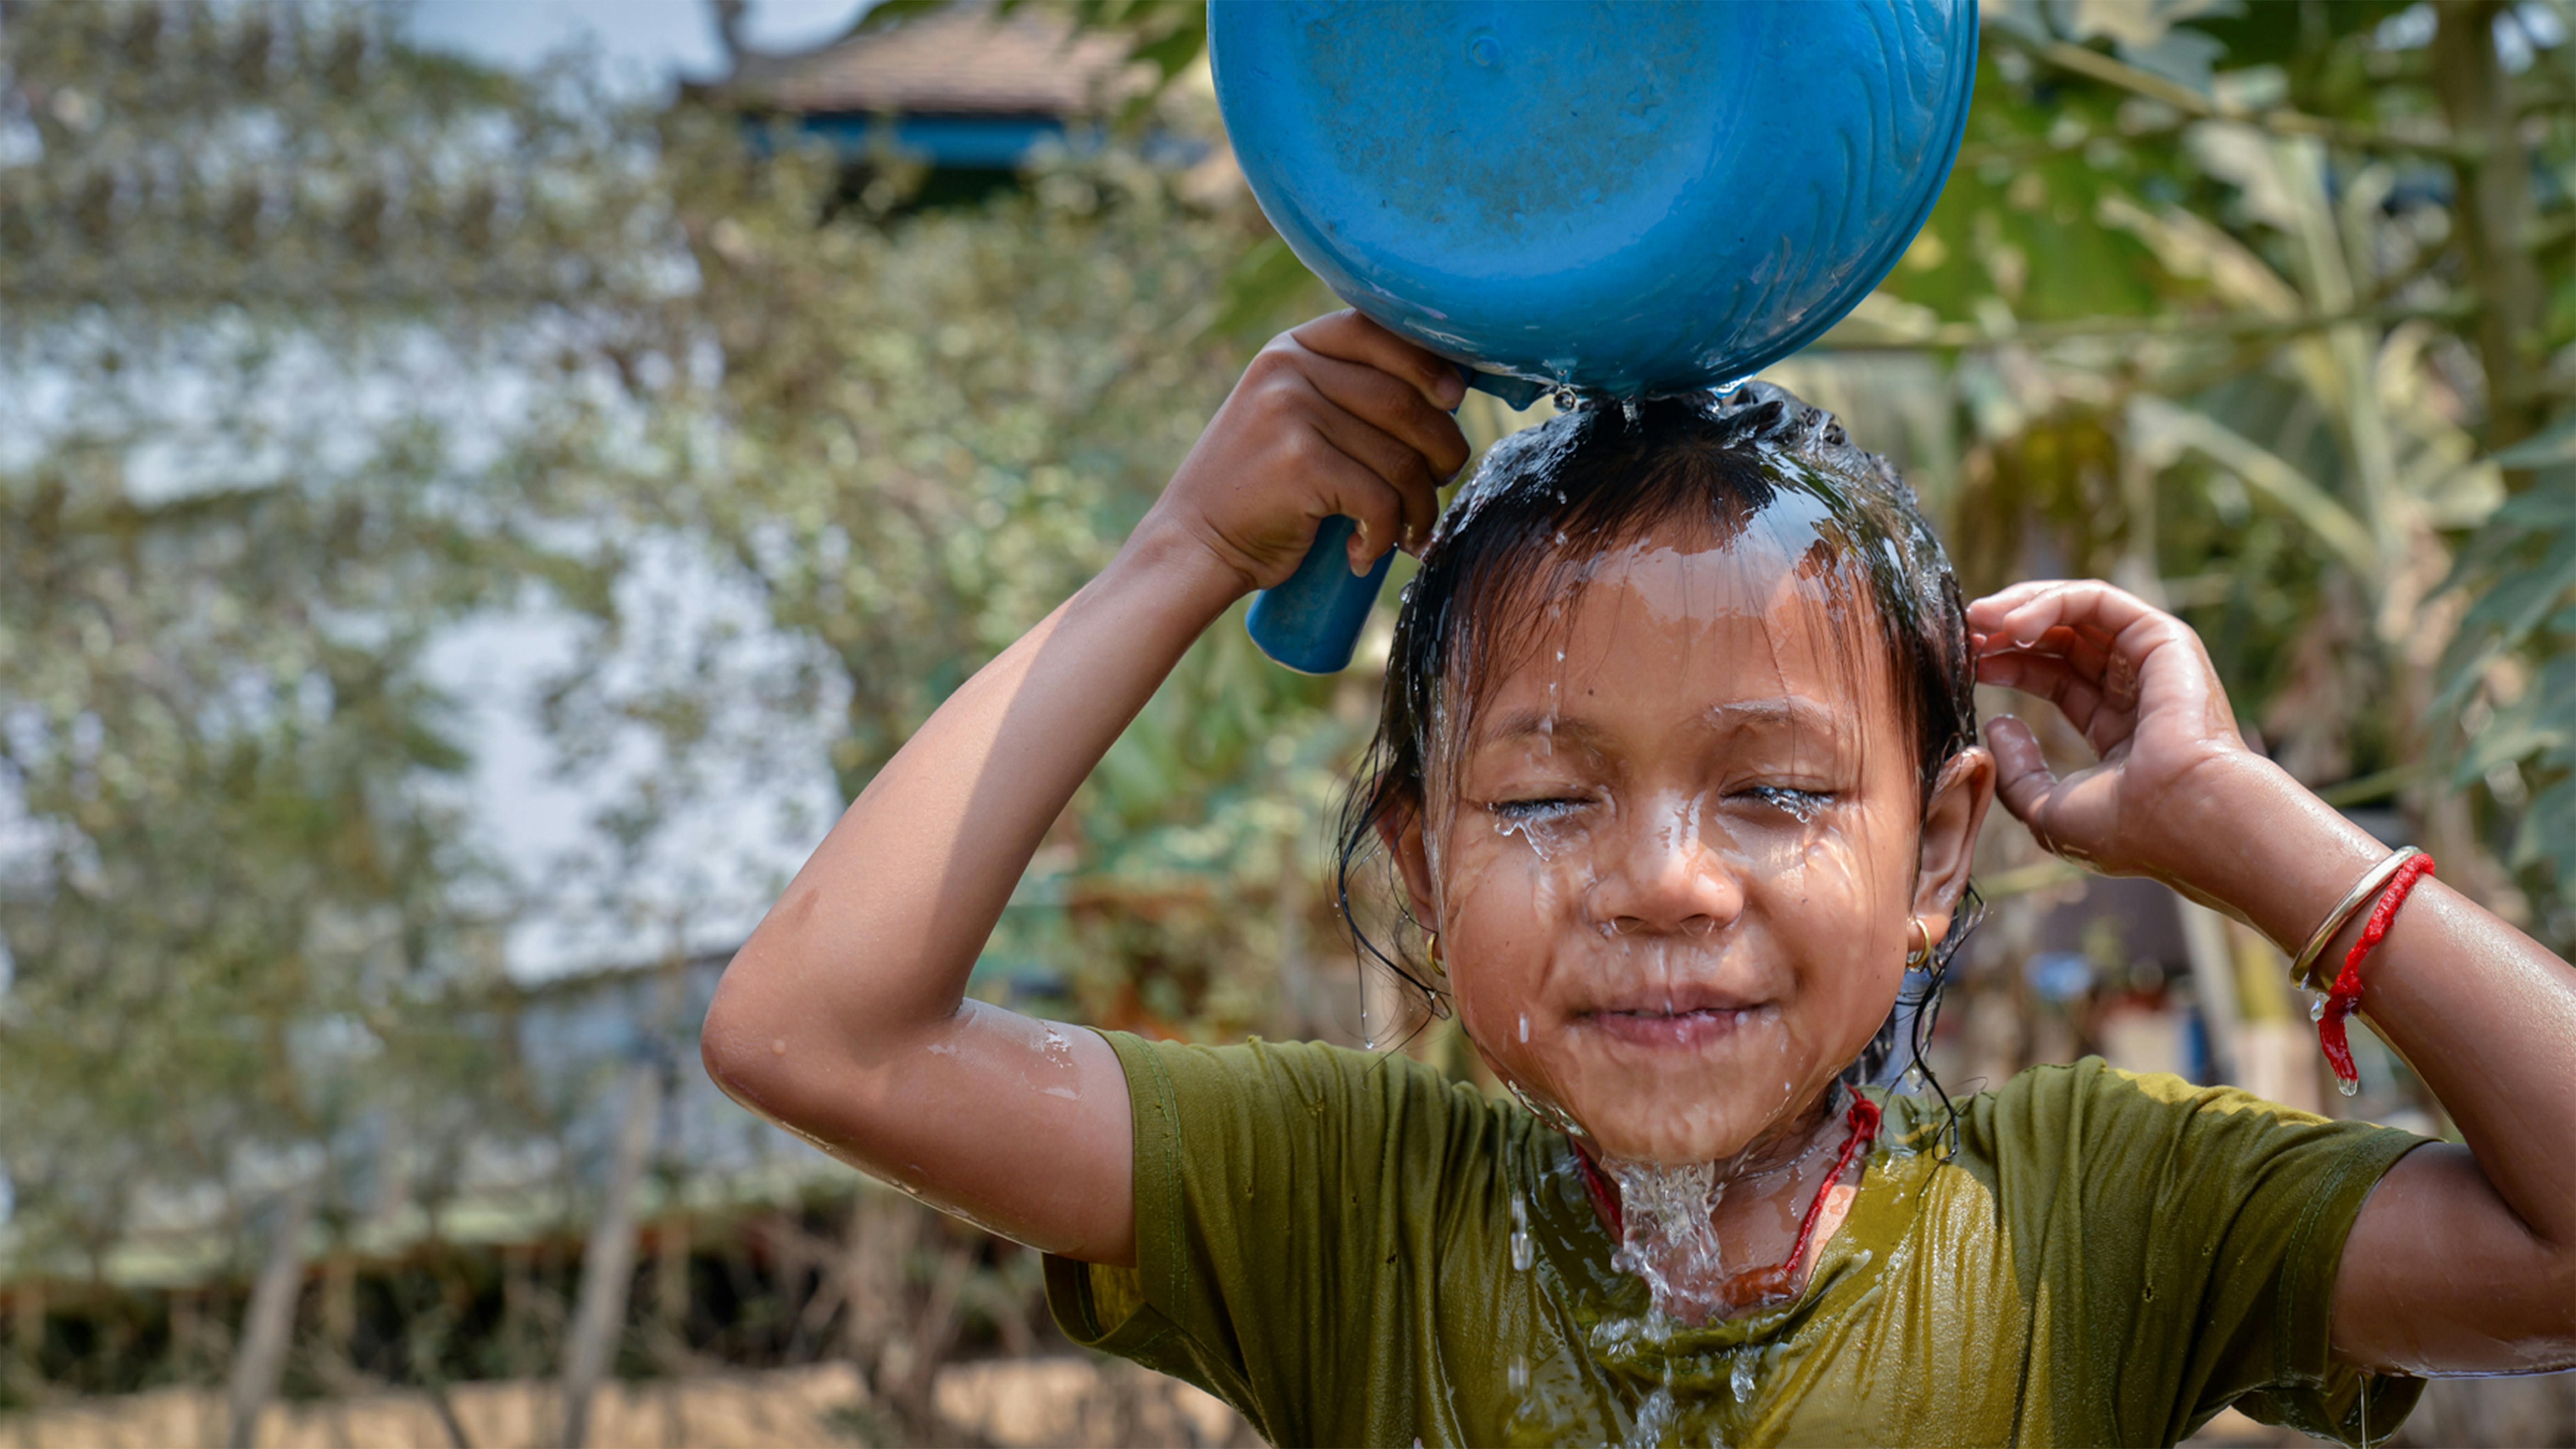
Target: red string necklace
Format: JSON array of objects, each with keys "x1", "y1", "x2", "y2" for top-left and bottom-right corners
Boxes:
[{"x1": 1570, "y1": 1091, "x2": 1882, "y2": 1308}]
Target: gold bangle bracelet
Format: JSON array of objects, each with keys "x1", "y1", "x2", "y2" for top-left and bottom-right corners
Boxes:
[{"x1": 2289, "y1": 846, "x2": 2425, "y2": 991}]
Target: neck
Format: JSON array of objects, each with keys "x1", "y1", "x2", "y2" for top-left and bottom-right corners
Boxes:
[
  {"x1": 1569, "y1": 1083, "x2": 1879, "y2": 1322},
  {"x1": 1724, "y1": 1079, "x2": 1849, "y2": 1183}
]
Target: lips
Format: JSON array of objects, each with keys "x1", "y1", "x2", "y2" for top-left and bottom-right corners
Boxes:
[{"x1": 1576, "y1": 983, "x2": 1772, "y2": 1050}]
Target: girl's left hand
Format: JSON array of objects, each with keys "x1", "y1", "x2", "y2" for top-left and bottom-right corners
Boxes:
[{"x1": 1965, "y1": 580, "x2": 2255, "y2": 890}]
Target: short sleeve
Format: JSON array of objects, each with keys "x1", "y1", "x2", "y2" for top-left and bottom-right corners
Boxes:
[
  {"x1": 1976, "y1": 1058, "x2": 2430, "y2": 1447},
  {"x1": 1042, "y1": 1030, "x2": 1491, "y2": 1448}
]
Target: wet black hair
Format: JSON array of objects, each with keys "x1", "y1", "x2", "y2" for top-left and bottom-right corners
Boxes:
[{"x1": 1334, "y1": 381, "x2": 1982, "y2": 1124}]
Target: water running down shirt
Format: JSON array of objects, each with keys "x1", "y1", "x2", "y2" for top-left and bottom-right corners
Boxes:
[{"x1": 1043, "y1": 1035, "x2": 2428, "y2": 1447}]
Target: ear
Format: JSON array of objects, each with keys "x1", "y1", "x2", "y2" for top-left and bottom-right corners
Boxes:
[
  {"x1": 1912, "y1": 746, "x2": 1996, "y2": 942},
  {"x1": 1374, "y1": 797, "x2": 1441, "y2": 931}
]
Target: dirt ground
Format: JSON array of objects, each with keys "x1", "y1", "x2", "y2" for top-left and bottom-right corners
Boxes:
[
  {"x1": 0, "y1": 1357, "x2": 1249, "y2": 1448},
  {"x1": 6, "y1": 1357, "x2": 2569, "y2": 1446}
]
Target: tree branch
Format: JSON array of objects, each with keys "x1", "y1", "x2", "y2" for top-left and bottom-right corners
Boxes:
[
  {"x1": 1815, "y1": 298, "x2": 2474, "y2": 354},
  {"x1": 2434, "y1": 0, "x2": 2551, "y2": 463},
  {"x1": 2002, "y1": 33, "x2": 2475, "y2": 161}
]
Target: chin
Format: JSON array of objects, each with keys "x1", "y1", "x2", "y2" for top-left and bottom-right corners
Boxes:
[{"x1": 1575, "y1": 1102, "x2": 1769, "y2": 1166}]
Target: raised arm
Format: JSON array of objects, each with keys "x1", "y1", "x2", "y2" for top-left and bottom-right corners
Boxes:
[
  {"x1": 1968, "y1": 579, "x2": 2576, "y2": 1376},
  {"x1": 700, "y1": 314, "x2": 1469, "y2": 1266}
]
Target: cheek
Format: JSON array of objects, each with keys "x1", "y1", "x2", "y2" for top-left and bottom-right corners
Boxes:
[
  {"x1": 1434, "y1": 829, "x2": 1579, "y2": 1058},
  {"x1": 1763, "y1": 817, "x2": 1915, "y2": 1026},
  {"x1": 1438, "y1": 834, "x2": 1543, "y2": 955},
  {"x1": 1435, "y1": 815, "x2": 1580, "y2": 935}
]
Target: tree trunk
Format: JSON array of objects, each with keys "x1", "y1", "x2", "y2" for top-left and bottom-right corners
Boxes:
[
  {"x1": 8, "y1": 1280, "x2": 45, "y2": 1403},
  {"x1": 2433, "y1": 0, "x2": 2547, "y2": 464},
  {"x1": 654, "y1": 1212, "x2": 692, "y2": 1357},
  {"x1": 558, "y1": 1057, "x2": 659, "y2": 1449},
  {"x1": 225, "y1": 1177, "x2": 319, "y2": 1449}
]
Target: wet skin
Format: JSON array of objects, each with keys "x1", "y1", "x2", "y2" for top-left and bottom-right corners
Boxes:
[{"x1": 1384, "y1": 530, "x2": 1990, "y2": 1178}]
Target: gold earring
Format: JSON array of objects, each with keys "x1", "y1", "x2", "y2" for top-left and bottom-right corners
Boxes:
[
  {"x1": 1905, "y1": 918, "x2": 1935, "y2": 969},
  {"x1": 1426, "y1": 930, "x2": 1446, "y2": 975}
]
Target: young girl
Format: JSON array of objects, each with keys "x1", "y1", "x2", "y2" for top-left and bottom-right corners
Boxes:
[{"x1": 701, "y1": 313, "x2": 2576, "y2": 1447}]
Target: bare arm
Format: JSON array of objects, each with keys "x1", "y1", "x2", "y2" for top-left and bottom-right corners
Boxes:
[
  {"x1": 699, "y1": 314, "x2": 1469, "y2": 1267},
  {"x1": 1970, "y1": 579, "x2": 2576, "y2": 1376}
]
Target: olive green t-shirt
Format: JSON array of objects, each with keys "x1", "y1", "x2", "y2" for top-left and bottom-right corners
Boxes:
[{"x1": 1045, "y1": 1034, "x2": 2430, "y2": 1448}]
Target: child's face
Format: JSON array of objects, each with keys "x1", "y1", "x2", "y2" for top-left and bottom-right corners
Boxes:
[{"x1": 1392, "y1": 517, "x2": 1990, "y2": 1166}]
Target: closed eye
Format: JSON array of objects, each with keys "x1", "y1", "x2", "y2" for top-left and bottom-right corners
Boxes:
[
  {"x1": 1737, "y1": 786, "x2": 1834, "y2": 821},
  {"x1": 1488, "y1": 797, "x2": 1590, "y2": 824}
]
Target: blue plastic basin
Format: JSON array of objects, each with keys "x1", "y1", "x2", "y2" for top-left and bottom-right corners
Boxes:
[{"x1": 1209, "y1": 0, "x2": 1978, "y2": 398}]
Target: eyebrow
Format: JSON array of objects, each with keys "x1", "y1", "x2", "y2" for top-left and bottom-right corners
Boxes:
[
  {"x1": 1702, "y1": 697, "x2": 1849, "y2": 739},
  {"x1": 1475, "y1": 697, "x2": 1851, "y2": 749}
]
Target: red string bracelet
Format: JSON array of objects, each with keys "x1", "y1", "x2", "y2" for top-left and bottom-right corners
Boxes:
[{"x1": 2315, "y1": 852, "x2": 2434, "y2": 1095}]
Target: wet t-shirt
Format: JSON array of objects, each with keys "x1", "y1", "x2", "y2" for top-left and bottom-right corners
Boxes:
[{"x1": 1043, "y1": 1034, "x2": 2430, "y2": 1448}]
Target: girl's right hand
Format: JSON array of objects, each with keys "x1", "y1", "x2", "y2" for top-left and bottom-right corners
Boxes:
[{"x1": 1144, "y1": 310, "x2": 1474, "y2": 592}]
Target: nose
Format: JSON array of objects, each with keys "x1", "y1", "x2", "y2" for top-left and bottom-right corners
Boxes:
[{"x1": 1585, "y1": 792, "x2": 1746, "y2": 937}]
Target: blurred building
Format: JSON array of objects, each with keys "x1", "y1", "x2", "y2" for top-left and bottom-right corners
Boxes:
[{"x1": 705, "y1": 1, "x2": 1158, "y2": 204}]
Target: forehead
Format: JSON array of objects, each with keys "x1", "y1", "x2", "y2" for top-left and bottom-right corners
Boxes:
[{"x1": 1462, "y1": 518, "x2": 1895, "y2": 751}]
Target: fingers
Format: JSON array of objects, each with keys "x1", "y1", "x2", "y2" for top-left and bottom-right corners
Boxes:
[
  {"x1": 1247, "y1": 419, "x2": 1410, "y2": 577},
  {"x1": 1291, "y1": 310, "x2": 1468, "y2": 412},
  {"x1": 1251, "y1": 318, "x2": 1473, "y2": 561},
  {"x1": 1324, "y1": 472, "x2": 1412, "y2": 577},
  {"x1": 1974, "y1": 622, "x2": 2116, "y2": 684},
  {"x1": 1975, "y1": 650, "x2": 2135, "y2": 752},
  {"x1": 1300, "y1": 352, "x2": 1473, "y2": 480},
  {"x1": 1967, "y1": 579, "x2": 2176, "y2": 659},
  {"x1": 1968, "y1": 578, "x2": 2219, "y2": 726},
  {"x1": 1303, "y1": 410, "x2": 1440, "y2": 551},
  {"x1": 1983, "y1": 715, "x2": 2061, "y2": 838}
]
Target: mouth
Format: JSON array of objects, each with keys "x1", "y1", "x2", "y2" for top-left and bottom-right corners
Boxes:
[{"x1": 1577, "y1": 991, "x2": 1772, "y2": 1051}]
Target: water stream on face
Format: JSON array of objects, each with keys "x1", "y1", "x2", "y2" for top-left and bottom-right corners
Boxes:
[{"x1": 1603, "y1": 1158, "x2": 1728, "y2": 1323}]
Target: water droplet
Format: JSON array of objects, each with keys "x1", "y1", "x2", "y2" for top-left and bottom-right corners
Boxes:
[
  {"x1": 2336, "y1": 1075, "x2": 2360, "y2": 1097},
  {"x1": 1618, "y1": 1386, "x2": 1680, "y2": 1449},
  {"x1": 2310, "y1": 997, "x2": 2328, "y2": 1022},
  {"x1": 1621, "y1": 397, "x2": 1642, "y2": 428},
  {"x1": 1468, "y1": 32, "x2": 1501, "y2": 66},
  {"x1": 1552, "y1": 385, "x2": 1578, "y2": 411}
]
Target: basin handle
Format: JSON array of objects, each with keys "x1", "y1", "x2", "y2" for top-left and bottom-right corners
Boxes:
[{"x1": 1245, "y1": 369, "x2": 1548, "y2": 673}]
